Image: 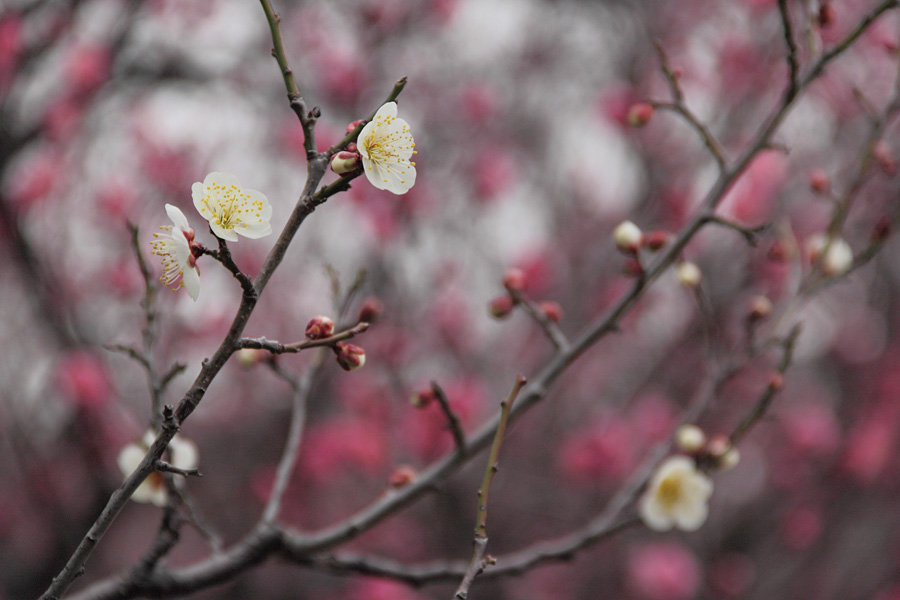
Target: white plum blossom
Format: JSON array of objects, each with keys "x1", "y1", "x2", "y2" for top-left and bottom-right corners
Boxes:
[
  {"x1": 117, "y1": 430, "x2": 199, "y2": 507},
  {"x1": 192, "y1": 172, "x2": 272, "y2": 241},
  {"x1": 150, "y1": 204, "x2": 201, "y2": 301},
  {"x1": 358, "y1": 102, "x2": 417, "y2": 195},
  {"x1": 639, "y1": 456, "x2": 713, "y2": 532}
]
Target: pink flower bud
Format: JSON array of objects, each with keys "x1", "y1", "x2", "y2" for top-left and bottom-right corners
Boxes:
[
  {"x1": 489, "y1": 294, "x2": 515, "y2": 319},
  {"x1": 644, "y1": 230, "x2": 669, "y2": 251},
  {"x1": 627, "y1": 102, "x2": 655, "y2": 127},
  {"x1": 769, "y1": 373, "x2": 784, "y2": 391},
  {"x1": 539, "y1": 300, "x2": 563, "y2": 323},
  {"x1": 331, "y1": 150, "x2": 360, "y2": 175},
  {"x1": 358, "y1": 297, "x2": 383, "y2": 323},
  {"x1": 334, "y1": 342, "x2": 365, "y2": 371},
  {"x1": 748, "y1": 295, "x2": 773, "y2": 321},
  {"x1": 346, "y1": 119, "x2": 364, "y2": 134},
  {"x1": 808, "y1": 169, "x2": 831, "y2": 194},
  {"x1": 306, "y1": 316, "x2": 335, "y2": 339},
  {"x1": 502, "y1": 267, "x2": 527, "y2": 293},
  {"x1": 388, "y1": 465, "x2": 417, "y2": 487}
]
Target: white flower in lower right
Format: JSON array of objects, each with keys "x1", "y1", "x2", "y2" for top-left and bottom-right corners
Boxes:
[{"x1": 639, "y1": 455, "x2": 713, "y2": 532}]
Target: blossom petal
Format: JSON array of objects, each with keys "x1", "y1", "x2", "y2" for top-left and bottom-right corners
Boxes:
[
  {"x1": 639, "y1": 495, "x2": 674, "y2": 531},
  {"x1": 182, "y1": 266, "x2": 200, "y2": 300},
  {"x1": 674, "y1": 501, "x2": 709, "y2": 532},
  {"x1": 164, "y1": 204, "x2": 190, "y2": 230}
]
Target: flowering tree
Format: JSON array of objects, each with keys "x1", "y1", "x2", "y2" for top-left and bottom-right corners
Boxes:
[{"x1": 3, "y1": 0, "x2": 900, "y2": 599}]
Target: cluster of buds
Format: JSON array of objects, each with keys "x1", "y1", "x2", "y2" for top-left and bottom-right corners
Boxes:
[
  {"x1": 488, "y1": 267, "x2": 564, "y2": 323},
  {"x1": 304, "y1": 315, "x2": 366, "y2": 371},
  {"x1": 613, "y1": 221, "x2": 673, "y2": 279},
  {"x1": 675, "y1": 424, "x2": 740, "y2": 472}
]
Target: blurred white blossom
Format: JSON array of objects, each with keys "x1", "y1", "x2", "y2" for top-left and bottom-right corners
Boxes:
[
  {"x1": 639, "y1": 456, "x2": 713, "y2": 532},
  {"x1": 117, "y1": 430, "x2": 199, "y2": 507}
]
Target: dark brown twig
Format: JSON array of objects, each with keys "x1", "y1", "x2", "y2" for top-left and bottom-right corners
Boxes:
[{"x1": 431, "y1": 381, "x2": 467, "y2": 453}]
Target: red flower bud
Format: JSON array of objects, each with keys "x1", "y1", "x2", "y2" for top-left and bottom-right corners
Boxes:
[
  {"x1": 817, "y1": 2, "x2": 835, "y2": 28},
  {"x1": 331, "y1": 150, "x2": 360, "y2": 176},
  {"x1": 306, "y1": 316, "x2": 335, "y2": 339},
  {"x1": 622, "y1": 258, "x2": 644, "y2": 277},
  {"x1": 872, "y1": 216, "x2": 892, "y2": 242},
  {"x1": 346, "y1": 119, "x2": 364, "y2": 134},
  {"x1": 539, "y1": 300, "x2": 563, "y2": 323},
  {"x1": 627, "y1": 102, "x2": 654, "y2": 127},
  {"x1": 502, "y1": 267, "x2": 527, "y2": 293},
  {"x1": 643, "y1": 230, "x2": 669, "y2": 251},
  {"x1": 808, "y1": 169, "x2": 831, "y2": 194},
  {"x1": 873, "y1": 140, "x2": 898, "y2": 176},
  {"x1": 410, "y1": 388, "x2": 436, "y2": 408},
  {"x1": 388, "y1": 465, "x2": 417, "y2": 487},
  {"x1": 489, "y1": 295, "x2": 515, "y2": 319},
  {"x1": 334, "y1": 342, "x2": 366, "y2": 371},
  {"x1": 769, "y1": 373, "x2": 784, "y2": 391},
  {"x1": 358, "y1": 296, "x2": 384, "y2": 323}
]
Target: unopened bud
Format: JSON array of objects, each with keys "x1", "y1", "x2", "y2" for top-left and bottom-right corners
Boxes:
[
  {"x1": 708, "y1": 435, "x2": 740, "y2": 471},
  {"x1": 539, "y1": 300, "x2": 563, "y2": 323},
  {"x1": 675, "y1": 424, "x2": 707, "y2": 453},
  {"x1": 817, "y1": 2, "x2": 836, "y2": 27},
  {"x1": 237, "y1": 348, "x2": 263, "y2": 368},
  {"x1": 502, "y1": 268, "x2": 527, "y2": 293},
  {"x1": 808, "y1": 169, "x2": 831, "y2": 194},
  {"x1": 627, "y1": 102, "x2": 654, "y2": 127},
  {"x1": 334, "y1": 342, "x2": 365, "y2": 371},
  {"x1": 748, "y1": 295, "x2": 773, "y2": 321},
  {"x1": 306, "y1": 315, "x2": 335, "y2": 339},
  {"x1": 346, "y1": 119, "x2": 364, "y2": 134},
  {"x1": 769, "y1": 372, "x2": 785, "y2": 391},
  {"x1": 358, "y1": 297, "x2": 383, "y2": 323},
  {"x1": 410, "y1": 388, "x2": 436, "y2": 408},
  {"x1": 614, "y1": 220, "x2": 643, "y2": 253},
  {"x1": 872, "y1": 216, "x2": 892, "y2": 242},
  {"x1": 489, "y1": 295, "x2": 515, "y2": 319},
  {"x1": 808, "y1": 234, "x2": 853, "y2": 276},
  {"x1": 644, "y1": 230, "x2": 669, "y2": 251},
  {"x1": 388, "y1": 465, "x2": 417, "y2": 487},
  {"x1": 676, "y1": 261, "x2": 702, "y2": 288},
  {"x1": 622, "y1": 258, "x2": 644, "y2": 277},
  {"x1": 331, "y1": 151, "x2": 360, "y2": 175},
  {"x1": 874, "y1": 140, "x2": 898, "y2": 176},
  {"x1": 768, "y1": 239, "x2": 790, "y2": 262}
]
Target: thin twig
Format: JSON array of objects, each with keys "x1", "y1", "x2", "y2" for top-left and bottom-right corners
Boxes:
[
  {"x1": 237, "y1": 322, "x2": 369, "y2": 354},
  {"x1": 262, "y1": 353, "x2": 324, "y2": 523},
  {"x1": 509, "y1": 291, "x2": 570, "y2": 351},
  {"x1": 702, "y1": 215, "x2": 770, "y2": 246},
  {"x1": 431, "y1": 381, "x2": 467, "y2": 453},
  {"x1": 453, "y1": 375, "x2": 526, "y2": 599},
  {"x1": 778, "y1": 0, "x2": 800, "y2": 99}
]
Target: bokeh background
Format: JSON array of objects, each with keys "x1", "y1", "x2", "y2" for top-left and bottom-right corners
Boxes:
[{"x1": 3, "y1": 0, "x2": 900, "y2": 598}]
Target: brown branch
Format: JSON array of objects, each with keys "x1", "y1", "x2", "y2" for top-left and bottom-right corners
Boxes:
[{"x1": 730, "y1": 325, "x2": 801, "y2": 445}]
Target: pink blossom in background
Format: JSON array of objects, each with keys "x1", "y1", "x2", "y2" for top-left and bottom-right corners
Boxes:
[
  {"x1": 627, "y1": 542, "x2": 702, "y2": 600},
  {"x1": 56, "y1": 352, "x2": 111, "y2": 410}
]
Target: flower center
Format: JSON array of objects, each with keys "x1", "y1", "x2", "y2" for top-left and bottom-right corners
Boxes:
[{"x1": 658, "y1": 474, "x2": 683, "y2": 508}]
